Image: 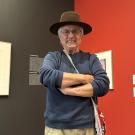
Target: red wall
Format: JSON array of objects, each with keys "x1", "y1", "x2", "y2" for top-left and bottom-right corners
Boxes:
[{"x1": 75, "y1": 0, "x2": 135, "y2": 135}]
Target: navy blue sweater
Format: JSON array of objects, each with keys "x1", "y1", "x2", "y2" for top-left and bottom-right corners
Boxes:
[{"x1": 40, "y1": 50, "x2": 109, "y2": 129}]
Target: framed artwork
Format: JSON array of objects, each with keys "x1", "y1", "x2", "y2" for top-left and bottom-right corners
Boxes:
[
  {"x1": 96, "y1": 50, "x2": 114, "y2": 89},
  {"x1": 0, "y1": 41, "x2": 11, "y2": 96}
]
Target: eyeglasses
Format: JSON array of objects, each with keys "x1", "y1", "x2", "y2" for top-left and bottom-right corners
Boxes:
[{"x1": 60, "y1": 28, "x2": 83, "y2": 36}]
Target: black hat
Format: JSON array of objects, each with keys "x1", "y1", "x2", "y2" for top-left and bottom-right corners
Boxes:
[{"x1": 49, "y1": 11, "x2": 92, "y2": 35}]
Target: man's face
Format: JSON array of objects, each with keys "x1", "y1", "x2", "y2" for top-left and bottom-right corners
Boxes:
[{"x1": 58, "y1": 25, "x2": 83, "y2": 54}]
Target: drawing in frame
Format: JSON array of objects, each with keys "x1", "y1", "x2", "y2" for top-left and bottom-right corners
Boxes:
[
  {"x1": 96, "y1": 50, "x2": 114, "y2": 89},
  {"x1": 0, "y1": 41, "x2": 11, "y2": 96}
]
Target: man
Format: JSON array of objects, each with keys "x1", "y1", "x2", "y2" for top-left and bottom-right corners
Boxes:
[{"x1": 40, "y1": 11, "x2": 110, "y2": 135}]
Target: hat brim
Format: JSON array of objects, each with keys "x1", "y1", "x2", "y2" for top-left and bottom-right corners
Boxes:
[{"x1": 49, "y1": 21, "x2": 92, "y2": 35}]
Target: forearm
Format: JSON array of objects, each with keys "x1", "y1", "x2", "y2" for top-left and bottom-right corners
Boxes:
[
  {"x1": 61, "y1": 72, "x2": 94, "y2": 89},
  {"x1": 61, "y1": 83, "x2": 94, "y2": 97}
]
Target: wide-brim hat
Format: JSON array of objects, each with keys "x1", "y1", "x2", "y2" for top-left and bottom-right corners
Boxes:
[{"x1": 49, "y1": 11, "x2": 92, "y2": 35}]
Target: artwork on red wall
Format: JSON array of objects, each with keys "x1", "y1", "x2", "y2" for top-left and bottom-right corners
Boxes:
[
  {"x1": 133, "y1": 75, "x2": 135, "y2": 85},
  {"x1": 133, "y1": 75, "x2": 135, "y2": 97},
  {"x1": 96, "y1": 50, "x2": 114, "y2": 89}
]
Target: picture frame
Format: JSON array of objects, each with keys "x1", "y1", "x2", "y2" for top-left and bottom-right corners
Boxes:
[
  {"x1": 0, "y1": 41, "x2": 11, "y2": 96},
  {"x1": 96, "y1": 50, "x2": 114, "y2": 89}
]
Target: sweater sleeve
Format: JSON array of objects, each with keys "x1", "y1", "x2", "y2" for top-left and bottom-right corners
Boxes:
[
  {"x1": 90, "y1": 54, "x2": 110, "y2": 97},
  {"x1": 39, "y1": 52, "x2": 63, "y2": 89}
]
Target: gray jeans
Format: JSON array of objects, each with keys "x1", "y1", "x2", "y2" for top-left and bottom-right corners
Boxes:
[{"x1": 45, "y1": 126, "x2": 96, "y2": 135}]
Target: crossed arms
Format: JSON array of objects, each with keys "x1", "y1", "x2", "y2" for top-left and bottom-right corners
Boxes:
[
  {"x1": 40, "y1": 52, "x2": 110, "y2": 98},
  {"x1": 60, "y1": 72, "x2": 94, "y2": 97}
]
